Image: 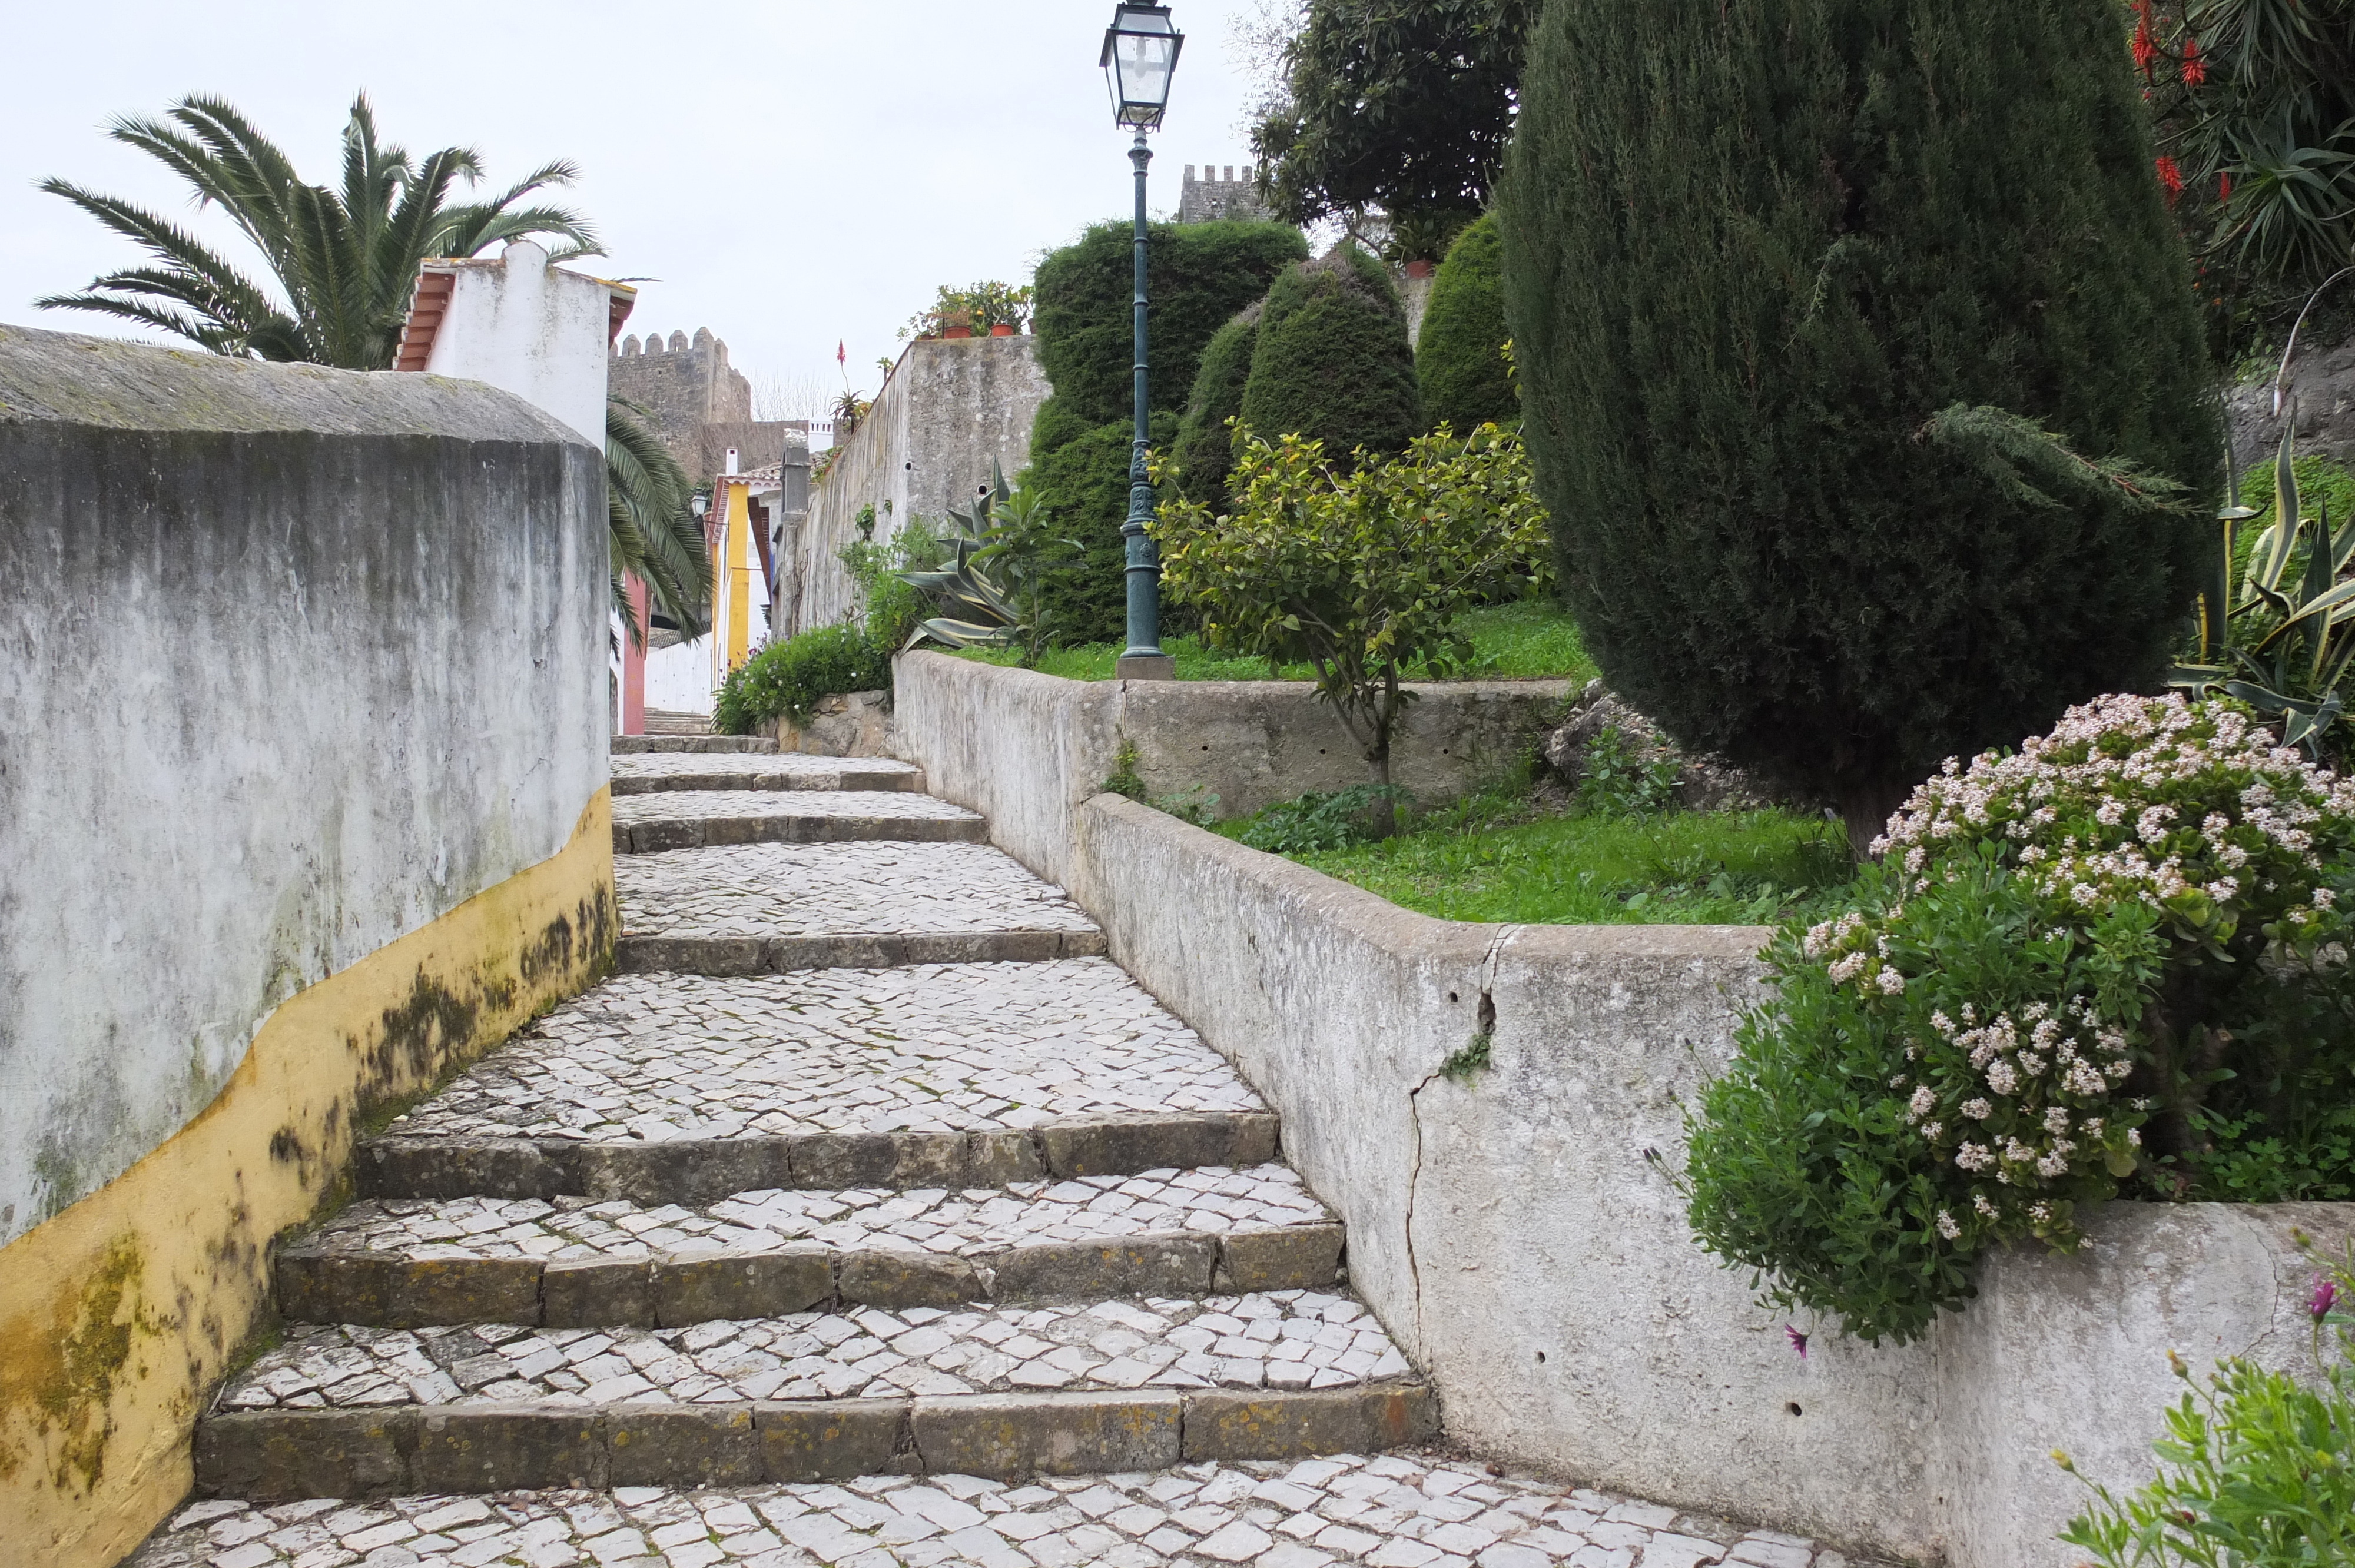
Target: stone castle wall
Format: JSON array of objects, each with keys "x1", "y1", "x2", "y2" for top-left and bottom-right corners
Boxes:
[{"x1": 609, "y1": 327, "x2": 801, "y2": 481}]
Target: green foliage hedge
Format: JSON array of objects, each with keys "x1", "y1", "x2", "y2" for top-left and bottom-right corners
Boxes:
[
  {"x1": 1499, "y1": 0, "x2": 2221, "y2": 837},
  {"x1": 712, "y1": 623, "x2": 888, "y2": 735},
  {"x1": 1030, "y1": 219, "x2": 1307, "y2": 433},
  {"x1": 1172, "y1": 305, "x2": 1263, "y2": 508},
  {"x1": 1415, "y1": 215, "x2": 1515, "y2": 433},
  {"x1": 1025, "y1": 410, "x2": 1179, "y2": 646},
  {"x1": 1239, "y1": 246, "x2": 1424, "y2": 467}
]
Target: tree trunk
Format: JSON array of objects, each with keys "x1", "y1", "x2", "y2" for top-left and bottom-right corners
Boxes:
[
  {"x1": 1368, "y1": 746, "x2": 1397, "y2": 838},
  {"x1": 1839, "y1": 779, "x2": 1910, "y2": 861}
]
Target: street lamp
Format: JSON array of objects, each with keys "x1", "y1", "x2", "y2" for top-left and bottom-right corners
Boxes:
[{"x1": 1101, "y1": 3, "x2": 1183, "y2": 680}]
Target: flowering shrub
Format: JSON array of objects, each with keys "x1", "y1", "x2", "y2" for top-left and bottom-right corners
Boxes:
[{"x1": 1686, "y1": 694, "x2": 2355, "y2": 1344}]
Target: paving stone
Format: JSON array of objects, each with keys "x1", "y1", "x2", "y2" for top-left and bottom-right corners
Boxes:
[
  {"x1": 1182, "y1": 1387, "x2": 1438, "y2": 1463},
  {"x1": 755, "y1": 1398, "x2": 910, "y2": 1481},
  {"x1": 606, "y1": 1406, "x2": 761, "y2": 1488},
  {"x1": 609, "y1": 753, "x2": 920, "y2": 796},
  {"x1": 614, "y1": 791, "x2": 986, "y2": 854},
  {"x1": 370, "y1": 963, "x2": 1258, "y2": 1145},
  {"x1": 911, "y1": 1391, "x2": 1182, "y2": 1478},
  {"x1": 652, "y1": 1250, "x2": 835, "y2": 1326},
  {"x1": 410, "y1": 1407, "x2": 608, "y2": 1493},
  {"x1": 219, "y1": 1292, "x2": 1405, "y2": 1409},
  {"x1": 192, "y1": 1411, "x2": 409, "y2": 1502},
  {"x1": 141, "y1": 1454, "x2": 1869, "y2": 1565}
]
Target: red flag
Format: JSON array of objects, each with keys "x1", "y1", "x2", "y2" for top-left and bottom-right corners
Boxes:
[{"x1": 837, "y1": 340, "x2": 846, "y2": 366}]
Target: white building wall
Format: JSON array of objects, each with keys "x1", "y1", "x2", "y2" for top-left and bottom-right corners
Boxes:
[{"x1": 422, "y1": 240, "x2": 616, "y2": 445}]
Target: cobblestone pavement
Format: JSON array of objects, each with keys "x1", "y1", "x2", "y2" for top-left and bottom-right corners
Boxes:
[
  {"x1": 613, "y1": 793, "x2": 980, "y2": 830},
  {"x1": 220, "y1": 1292, "x2": 1411, "y2": 1409},
  {"x1": 611, "y1": 755, "x2": 919, "y2": 786},
  {"x1": 313, "y1": 1167, "x2": 1328, "y2": 1261},
  {"x1": 616, "y1": 845, "x2": 1099, "y2": 940},
  {"x1": 379, "y1": 964, "x2": 1257, "y2": 1143},
  {"x1": 132, "y1": 1454, "x2": 1862, "y2": 1567}
]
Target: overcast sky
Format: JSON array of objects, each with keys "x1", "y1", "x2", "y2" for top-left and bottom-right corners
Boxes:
[{"x1": 0, "y1": 0, "x2": 1281, "y2": 418}]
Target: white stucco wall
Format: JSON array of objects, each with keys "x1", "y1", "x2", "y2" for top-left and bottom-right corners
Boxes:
[
  {"x1": 421, "y1": 240, "x2": 616, "y2": 446},
  {"x1": 0, "y1": 325, "x2": 608, "y2": 1246}
]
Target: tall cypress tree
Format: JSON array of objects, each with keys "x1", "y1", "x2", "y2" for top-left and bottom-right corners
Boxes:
[
  {"x1": 1500, "y1": 0, "x2": 2220, "y2": 847},
  {"x1": 1173, "y1": 303, "x2": 1265, "y2": 507}
]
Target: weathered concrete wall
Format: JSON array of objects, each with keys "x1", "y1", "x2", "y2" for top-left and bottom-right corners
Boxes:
[
  {"x1": 0, "y1": 324, "x2": 615, "y2": 1567},
  {"x1": 898, "y1": 650, "x2": 2355, "y2": 1567},
  {"x1": 2228, "y1": 332, "x2": 2355, "y2": 473},
  {"x1": 782, "y1": 337, "x2": 1051, "y2": 639},
  {"x1": 891, "y1": 652, "x2": 1572, "y2": 878}
]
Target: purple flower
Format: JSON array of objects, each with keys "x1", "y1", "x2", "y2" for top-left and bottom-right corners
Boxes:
[
  {"x1": 1786, "y1": 1325, "x2": 1809, "y2": 1361},
  {"x1": 2313, "y1": 1275, "x2": 2341, "y2": 1323}
]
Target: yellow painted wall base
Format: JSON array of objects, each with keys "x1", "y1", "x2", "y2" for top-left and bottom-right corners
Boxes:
[{"x1": 0, "y1": 790, "x2": 616, "y2": 1568}]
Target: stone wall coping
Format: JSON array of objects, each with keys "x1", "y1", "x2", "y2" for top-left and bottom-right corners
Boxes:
[{"x1": 0, "y1": 323, "x2": 583, "y2": 444}]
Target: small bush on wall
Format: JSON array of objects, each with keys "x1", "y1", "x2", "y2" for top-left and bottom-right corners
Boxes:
[
  {"x1": 712, "y1": 623, "x2": 890, "y2": 735},
  {"x1": 1685, "y1": 695, "x2": 2355, "y2": 1344}
]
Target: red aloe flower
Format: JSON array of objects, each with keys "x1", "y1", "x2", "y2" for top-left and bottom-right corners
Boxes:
[
  {"x1": 2220, "y1": 171, "x2": 2233, "y2": 201},
  {"x1": 2157, "y1": 156, "x2": 2186, "y2": 204},
  {"x1": 2182, "y1": 37, "x2": 2207, "y2": 87},
  {"x1": 2133, "y1": 16, "x2": 2158, "y2": 76}
]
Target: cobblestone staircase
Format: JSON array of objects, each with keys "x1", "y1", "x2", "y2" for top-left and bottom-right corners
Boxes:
[{"x1": 136, "y1": 741, "x2": 1860, "y2": 1568}]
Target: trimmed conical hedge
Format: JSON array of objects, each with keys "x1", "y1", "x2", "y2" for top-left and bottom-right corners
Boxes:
[
  {"x1": 1500, "y1": 0, "x2": 2220, "y2": 842},
  {"x1": 1416, "y1": 214, "x2": 1516, "y2": 432},
  {"x1": 1239, "y1": 245, "x2": 1423, "y2": 466},
  {"x1": 1173, "y1": 303, "x2": 1263, "y2": 507}
]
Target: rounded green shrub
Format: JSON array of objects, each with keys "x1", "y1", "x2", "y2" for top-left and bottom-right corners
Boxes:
[
  {"x1": 1030, "y1": 219, "x2": 1308, "y2": 434},
  {"x1": 1415, "y1": 214, "x2": 1515, "y2": 433},
  {"x1": 1686, "y1": 695, "x2": 2355, "y2": 1344},
  {"x1": 1173, "y1": 303, "x2": 1263, "y2": 507},
  {"x1": 1239, "y1": 245, "x2": 1424, "y2": 466},
  {"x1": 1499, "y1": 0, "x2": 2221, "y2": 845}
]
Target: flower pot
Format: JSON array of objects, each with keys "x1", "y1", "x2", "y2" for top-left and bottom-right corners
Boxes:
[
  {"x1": 990, "y1": 324, "x2": 1017, "y2": 337},
  {"x1": 943, "y1": 326, "x2": 973, "y2": 340},
  {"x1": 1405, "y1": 258, "x2": 1437, "y2": 280}
]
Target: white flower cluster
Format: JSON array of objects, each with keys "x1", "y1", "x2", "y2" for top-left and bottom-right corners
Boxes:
[
  {"x1": 1870, "y1": 694, "x2": 2354, "y2": 939},
  {"x1": 1796, "y1": 695, "x2": 2355, "y2": 1254}
]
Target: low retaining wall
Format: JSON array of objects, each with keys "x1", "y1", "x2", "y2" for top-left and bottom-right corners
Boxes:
[
  {"x1": 898, "y1": 652, "x2": 2355, "y2": 1566},
  {"x1": 0, "y1": 325, "x2": 614, "y2": 1567},
  {"x1": 892, "y1": 652, "x2": 1573, "y2": 873}
]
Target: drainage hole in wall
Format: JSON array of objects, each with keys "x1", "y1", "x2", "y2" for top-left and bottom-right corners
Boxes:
[
  {"x1": 1535, "y1": 1351, "x2": 1546, "y2": 1364},
  {"x1": 1448, "y1": 992, "x2": 1460, "y2": 1004},
  {"x1": 1786, "y1": 1402, "x2": 1803, "y2": 1417}
]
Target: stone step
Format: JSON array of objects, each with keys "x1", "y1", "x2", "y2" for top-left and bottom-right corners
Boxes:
[
  {"x1": 613, "y1": 792, "x2": 986, "y2": 855},
  {"x1": 197, "y1": 1293, "x2": 1431, "y2": 1499},
  {"x1": 612, "y1": 734, "x2": 771, "y2": 755},
  {"x1": 611, "y1": 752, "x2": 923, "y2": 797},
  {"x1": 357, "y1": 1114, "x2": 1282, "y2": 1205},
  {"x1": 140, "y1": 1456, "x2": 1860, "y2": 1568},
  {"x1": 358, "y1": 962, "x2": 1266, "y2": 1202},
  {"x1": 283, "y1": 1167, "x2": 1341, "y2": 1327},
  {"x1": 615, "y1": 842, "x2": 1102, "y2": 975}
]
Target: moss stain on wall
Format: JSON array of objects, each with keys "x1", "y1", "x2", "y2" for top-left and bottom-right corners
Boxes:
[{"x1": 0, "y1": 790, "x2": 613, "y2": 1568}]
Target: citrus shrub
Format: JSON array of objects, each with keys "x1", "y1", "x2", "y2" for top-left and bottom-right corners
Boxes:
[{"x1": 1686, "y1": 694, "x2": 2355, "y2": 1343}]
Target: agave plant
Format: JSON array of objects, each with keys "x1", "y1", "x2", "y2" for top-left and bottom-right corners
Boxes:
[
  {"x1": 2172, "y1": 427, "x2": 2355, "y2": 754},
  {"x1": 897, "y1": 465, "x2": 1074, "y2": 662}
]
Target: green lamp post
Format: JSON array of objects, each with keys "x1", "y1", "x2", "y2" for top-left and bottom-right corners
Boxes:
[{"x1": 1100, "y1": 2, "x2": 1184, "y2": 681}]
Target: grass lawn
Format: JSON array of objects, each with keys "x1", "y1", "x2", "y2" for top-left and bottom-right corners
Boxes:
[
  {"x1": 950, "y1": 600, "x2": 1599, "y2": 685},
  {"x1": 1229, "y1": 789, "x2": 1856, "y2": 926}
]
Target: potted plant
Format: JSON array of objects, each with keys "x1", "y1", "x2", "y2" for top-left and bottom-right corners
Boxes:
[{"x1": 966, "y1": 280, "x2": 1034, "y2": 337}]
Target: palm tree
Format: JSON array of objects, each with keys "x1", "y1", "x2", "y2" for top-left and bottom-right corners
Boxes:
[
  {"x1": 41, "y1": 93, "x2": 712, "y2": 643},
  {"x1": 608, "y1": 400, "x2": 712, "y2": 647},
  {"x1": 39, "y1": 93, "x2": 597, "y2": 370}
]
